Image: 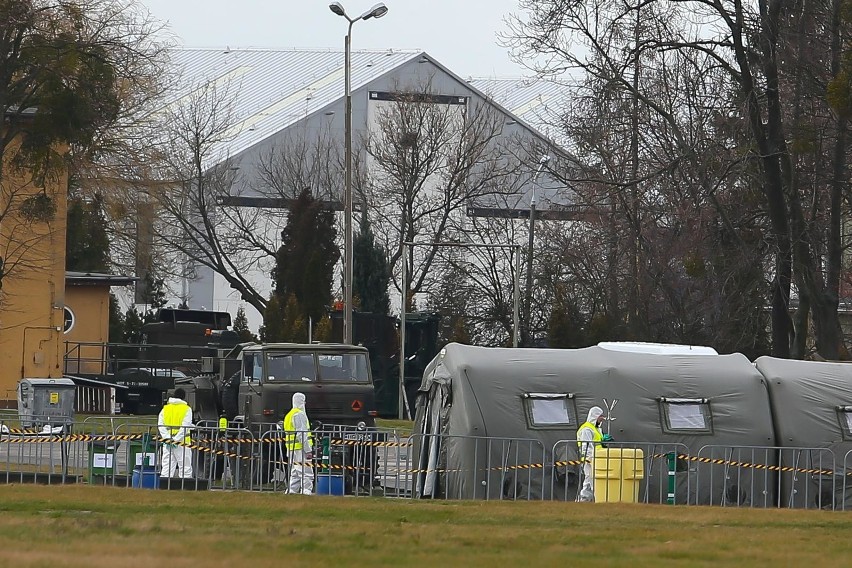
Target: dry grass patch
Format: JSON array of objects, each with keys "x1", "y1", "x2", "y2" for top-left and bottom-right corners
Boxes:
[{"x1": 0, "y1": 485, "x2": 849, "y2": 567}]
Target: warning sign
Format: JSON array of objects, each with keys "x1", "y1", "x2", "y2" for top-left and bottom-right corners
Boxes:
[
  {"x1": 351, "y1": 400, "x2": 363, "y2": 412},
  {"x1": 49, "y1": 392, "x2": 59, "y2": 405}
]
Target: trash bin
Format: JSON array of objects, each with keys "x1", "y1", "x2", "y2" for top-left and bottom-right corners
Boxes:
[
  {"x1": 127, "y1": 435, "x2": 157, "y2": 473},
  {"x1": 593, "y1": 447, "x2": 644, "y2": 503},
  {"x1": 88, "y1": 439, "x2": 117, "y2": 480}
]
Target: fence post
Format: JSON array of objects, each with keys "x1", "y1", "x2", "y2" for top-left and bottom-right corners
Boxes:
[{"x1": 667, "y1": 452, "x2": 676, "y2": 505}]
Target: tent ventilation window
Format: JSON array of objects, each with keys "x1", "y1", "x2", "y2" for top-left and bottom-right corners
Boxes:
[
  {"x1": 522, "y1": 393, "x2": 576, "y2": 429},
  {"x1": 836, "y1": 407, "x2": 852, "y2": 440},
  {"x1": 659, "y1": 397, "x2": 713, "y2": 434}
]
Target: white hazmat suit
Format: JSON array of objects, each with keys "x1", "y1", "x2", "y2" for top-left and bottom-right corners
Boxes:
[
  {"x1": 158, "y1": 395, "x2": 194, "y2": 479},
  {"x1": 283, "y1": 392, "x2": 314, "y2": 495},
  {"x1": 578, "y1": 406, "x2": 604, "y2": 502}
]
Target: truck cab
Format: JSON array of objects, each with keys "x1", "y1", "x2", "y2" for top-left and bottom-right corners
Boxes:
[{"x1": 236, "y1": 343, "x2": 377, "y2": 428}]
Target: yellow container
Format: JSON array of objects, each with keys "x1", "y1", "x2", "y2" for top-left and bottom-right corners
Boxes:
[{"x1": 593, "y1": 447, "x2": 645, "y2": 503}]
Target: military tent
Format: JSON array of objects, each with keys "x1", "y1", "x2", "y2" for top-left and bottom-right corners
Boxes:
[
  {"x1": 755, "y1": 356, "x2": 852, "y2": 509},
  {"x1": 412, "y1": 343, "x2": 776, "y2": 504}
]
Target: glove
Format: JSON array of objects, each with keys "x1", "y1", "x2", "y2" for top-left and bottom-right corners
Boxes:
[{"x1": 601, "y1": 434, "x2": 613, "y2": 443}]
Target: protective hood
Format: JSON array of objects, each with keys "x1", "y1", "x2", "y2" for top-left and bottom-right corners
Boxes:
[
  {"x1": 292, "y1": 392, "x2": 306, "y2": 410},
  {"x1": 586, "y1": 406, "x2": 604, "y2": 424}
]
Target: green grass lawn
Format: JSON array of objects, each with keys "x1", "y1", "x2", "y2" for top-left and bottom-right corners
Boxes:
[
  {"x1": 375, "y1": 418, "x2": 413, "y2": 436},
  {"x1": 0, "y1": 484, "x2": 850, "y2": 567}
]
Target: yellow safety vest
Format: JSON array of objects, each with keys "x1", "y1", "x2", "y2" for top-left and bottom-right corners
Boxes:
[
  {"x1": 283, "y1": 407, "x2": 313, "y2": 451},
  {"x1": 218, "y1": 416, "x2": 228, "y2": 431},
  {"x1": 576, "y1": 421, "x2": 602, "y2": 462},
  {"x1": 163, "y1": 401, "x2": 192, "y2": 443}
]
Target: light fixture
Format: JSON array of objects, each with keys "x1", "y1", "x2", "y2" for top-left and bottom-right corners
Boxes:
[{"x1": 361, "y1": 3, "x2": 388, "y2": 20}]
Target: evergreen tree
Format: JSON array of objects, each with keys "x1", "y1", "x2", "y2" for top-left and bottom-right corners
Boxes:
[
  {"x1": 122, "y1": 276, "x2": 167, "y2": 344},
  {"x1": 354, "y1": 216, "x2": 391, "y2": 315},
  {"x1": 233, "y1": 306, "x2": 257, "y2": 343},
  {"x1": 66, "y1": 193, "x2": 111, "y2": 272},
  {"x1": 123, "y1": 306, "x2": 144, "y2": 344},
  {"x1": 272, "y1": 189, "x2": 339, "y2": 333},
  {"x1": 313, "y1": 315, "x2": 332, "y2": 342},
  {"x1": 261, "y1": 294, "x2": 285, "y2": 343},
  {"x1": 108, "y1": 293, "x2": 125, "y2": 343},
  {"x1": 281, "y1": 293, "x2": 307, "y2": 343}
]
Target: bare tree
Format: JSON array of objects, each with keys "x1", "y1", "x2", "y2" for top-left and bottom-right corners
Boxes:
[
  {"x1": 0, "y1": 0, "x2": 170, "y2": 295},
  {"x1": 505, "y1": 0, "x2": 846, "y2": 356},
  {"x1": 364, "y1": 84, "x2": 531, "y2": 311},
  {"x1": 149, "y1": 79, "x2": 268, "y2": 312}
]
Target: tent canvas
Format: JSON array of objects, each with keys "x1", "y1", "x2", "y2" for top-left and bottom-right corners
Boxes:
[
  {"x1": 755, "y1": 356, "x2": 852, "y2": 509},
  {"x1": 413, "y1": 343, "x2": 776, "y2": 504}
]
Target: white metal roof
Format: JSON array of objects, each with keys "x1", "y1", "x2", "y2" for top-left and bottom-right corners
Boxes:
[
  {"x1": 468, "y1": 77, "x2": 569, "y2": 143},
  {"x1": 167, "y1": 48, "x2": 573, "y2": 167},
  {"x1": 167, "y1": 47, "x2": 422, "y2": 162}
]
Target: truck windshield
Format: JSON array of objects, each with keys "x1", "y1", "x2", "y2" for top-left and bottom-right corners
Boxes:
[
  {"x1": 317, "y1": 353, "x2": 370, "y2": 383},
  {"x1": 266, "y1": 353, "x2": 316, "y2": 382}
]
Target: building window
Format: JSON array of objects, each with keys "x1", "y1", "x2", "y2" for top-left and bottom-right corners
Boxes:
[
  {"x1": 63, "y1": 307, "x2": 75, "y2": 334},
  {"x1": 523, "y1": 393, "x2": 576, "y2": 429},
  {"x1": 660, "y1": 398, "x2": 713, "y2": 434}
]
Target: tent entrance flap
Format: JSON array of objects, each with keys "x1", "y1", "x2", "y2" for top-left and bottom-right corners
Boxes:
[{"x1": 415, "y1": 382, "x2": 446, "y2": 498}]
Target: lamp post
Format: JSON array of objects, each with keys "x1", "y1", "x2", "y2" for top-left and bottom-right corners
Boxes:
[
  {"x1": 330, "y1": 2, "x2": 389, "y2": 345},
  {"x1": 523, "y1": 154, "x2": 550, "y2": 347}
]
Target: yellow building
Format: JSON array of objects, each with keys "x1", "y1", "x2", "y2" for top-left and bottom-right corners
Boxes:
[
  {"x1": 63, "y1": 272, "x2": 136, "y2": 376},
  {"x1": 0, "y1": 135, "x2": 68, "y2": 406}
]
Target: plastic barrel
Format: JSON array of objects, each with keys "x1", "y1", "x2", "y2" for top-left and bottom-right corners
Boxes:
[
  {"x1": 316, "y1": 474, "x2": 345, "y2": 495},
  {"x1": 131, "y1": 467, "x2": 160, "y2": 489}
]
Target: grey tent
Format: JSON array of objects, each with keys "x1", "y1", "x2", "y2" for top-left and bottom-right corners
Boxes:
[
  {"x1": 412, "y1": 343, "x2": 776, "y2": 504},
  {"x1": 755, "y1": 356, "x2": 852, "y2": 509}
]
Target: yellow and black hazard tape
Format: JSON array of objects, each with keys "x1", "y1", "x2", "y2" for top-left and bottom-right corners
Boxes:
[
  {"x1": 214, "y1": 437, "x2": 412, "y2": 448},
  {"x1": 331, "y1": 439, "x2": 412, "y2": 448},
  {"x1": 6, "y1": 429, "x2": 840, "y2": 478},
  {"x1": 0, "y1": 433, "x2": 144, "y2": 444},
  {"x1": 673, "y1": 453, "x2": 836, "y2": 476}
]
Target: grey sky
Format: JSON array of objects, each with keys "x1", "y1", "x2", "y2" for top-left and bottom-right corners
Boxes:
[{"x1": 140, "y1": 0, "x2": 527, "y2": 77}]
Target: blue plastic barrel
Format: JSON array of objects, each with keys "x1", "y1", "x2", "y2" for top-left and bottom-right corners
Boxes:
[
  {"x1": 131, "y1": 467, "x2": 160, "y2": 489},
  {"x1": 316, "y1": 474, "x2": 345, "y2": 495}
]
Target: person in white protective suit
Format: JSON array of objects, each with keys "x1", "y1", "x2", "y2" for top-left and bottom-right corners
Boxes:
[
  {"x1": 283, "y1": 392, "x2": 314, "y2": 495},
  {"x1": 158, "y1": 388, "x2": 194, "y2": 479},
  {"x1": 577, "y1": 406, "x2": 606, "y2": 502}
]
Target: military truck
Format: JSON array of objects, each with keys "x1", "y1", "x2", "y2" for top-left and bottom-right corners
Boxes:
[
  {"x1": 192, "y1": 342, "x2": 379, "y2": 491},
  {"x1": 219, "y1": 342, "x2": 377, "y2": 428}
]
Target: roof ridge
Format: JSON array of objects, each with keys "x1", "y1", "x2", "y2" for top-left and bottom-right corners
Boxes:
[{"x1": 173, "y1": 46, "x2": 421, "y2": 54}]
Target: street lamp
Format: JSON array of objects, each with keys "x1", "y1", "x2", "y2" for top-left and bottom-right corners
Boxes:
[
  {"x1": 329, "y1": 2, "x2": 389, "y2": 345},
  {"x1": 523, "y1": 154, "x2": 551, "y2": 347}
]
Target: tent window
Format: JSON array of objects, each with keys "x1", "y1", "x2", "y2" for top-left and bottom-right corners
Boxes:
[
  {"x1": 660, "y1": 399, "x2": 712, "y2": 434},
  {"x1": 523, "y1": 394, "x2": 576, "y2": 429},
  {"x1": 836, "y1": 408, "x2": 852, "y2": 440}
]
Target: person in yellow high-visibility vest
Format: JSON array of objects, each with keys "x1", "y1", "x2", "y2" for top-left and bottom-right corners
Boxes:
[
  {"x1": 283, "y1": 392, "x2": 314, "y2": 495},
  {"x1": 158, "y1": 388, "x2": 194, "y2": 479},
  {"x1": 577, "y1": 406, "x2": 605, "y2": 502}
]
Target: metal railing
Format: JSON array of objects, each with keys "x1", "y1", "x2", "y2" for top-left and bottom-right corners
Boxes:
[{"x1": 1, "y1": 420, "x2": 850, "y2": 511}]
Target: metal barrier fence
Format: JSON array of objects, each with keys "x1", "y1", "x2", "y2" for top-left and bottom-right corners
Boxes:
[
  {"x1": 692, "y1": 445, "x2": 838, "y2": 510},
  {"x1": 2, "y1": 420, "x2": 852, "y2": 511},
  {"x1": 410, "y1": 434, "x2": 547, "y2": 500},
  {"x1": 550, "y1": 440, "x2": 692, "y2": 504}
]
